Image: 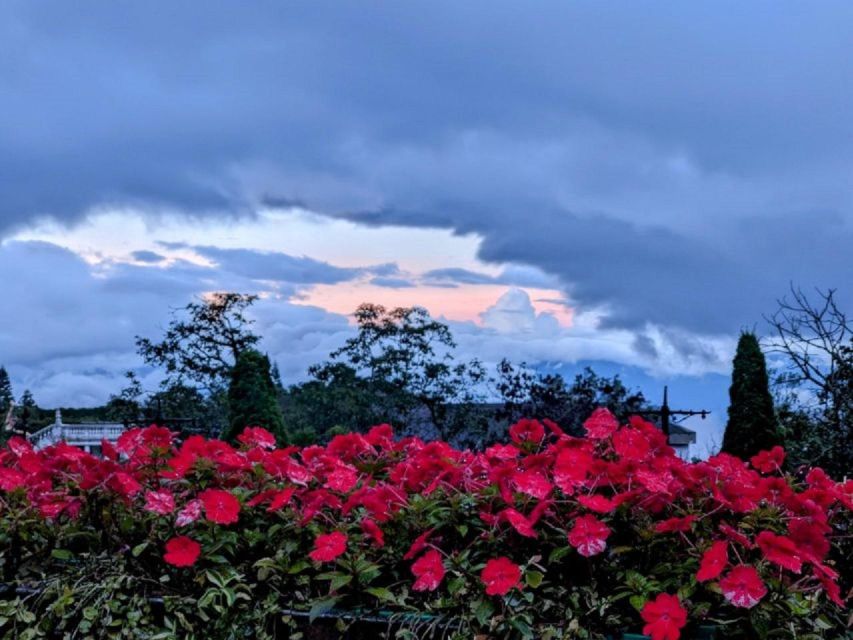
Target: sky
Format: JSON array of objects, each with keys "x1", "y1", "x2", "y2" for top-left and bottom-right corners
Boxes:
[{"x1": 2, "y1": 2, "x2": 852, "y2": 452}]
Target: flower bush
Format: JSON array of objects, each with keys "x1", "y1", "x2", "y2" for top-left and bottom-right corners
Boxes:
[{"x1": 0, "y1": 409, "x2": 850, "y2": 639}]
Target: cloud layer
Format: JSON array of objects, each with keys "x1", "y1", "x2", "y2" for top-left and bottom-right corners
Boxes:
[{"x1": 2, "y1": 2, "x2": 852, "y2": 340}]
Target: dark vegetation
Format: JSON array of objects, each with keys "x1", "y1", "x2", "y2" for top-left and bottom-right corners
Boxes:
[{"x1": 1, "y1": 286, "x2": 851, "y2": 474}]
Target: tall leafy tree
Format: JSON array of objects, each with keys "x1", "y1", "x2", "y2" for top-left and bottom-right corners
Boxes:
[
  {"x1": 135, "y1": 293, "x2": 260, "y2": 391},
  {"x1": 721, "y1": 332, "x2": 778, "y2": 459},
  {"x1": 134, "y1": 293, "x2": 260, "y2": 432},
  {"x1": 306, "y1": 304, "x2": 487, "y2": 441},
  {"x1": 224, "y1": 349, "x2": 285, "y2": 443}
]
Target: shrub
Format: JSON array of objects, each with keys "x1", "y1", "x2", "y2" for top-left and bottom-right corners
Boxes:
[{"x1": 0, "y1": 410, "x2": 849, "y2": 639}]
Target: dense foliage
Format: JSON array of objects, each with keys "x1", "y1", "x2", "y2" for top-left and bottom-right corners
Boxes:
[
  {"x1": 287, "y1": 304, "x2": 488, "y2": 444},
  {"x1": 224, "y1": 350, "x2": 285, "y2": 444},
  {"x1": 722, "y1": 333, "x2": 778, "y2": 459},
  {"x1": 0, "y1": 410, "x2": 849, "y2": 639}
]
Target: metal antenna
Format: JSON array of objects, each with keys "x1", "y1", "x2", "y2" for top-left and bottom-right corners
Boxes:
[{"x1": 637, "y1": 386, "x2": 709, "y2": 438}]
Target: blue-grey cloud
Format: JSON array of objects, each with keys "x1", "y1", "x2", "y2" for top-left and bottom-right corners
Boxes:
[
  {"x1": 370, "y1": 277, "x2": 416, "y2": 289},
  {"x1": 0, "y1": 240, "x2": 357, "y2": 405},
  {"x1": 423, "y1": 265, "x2": 561, "y2": 289},
  {"x1": 130, "y1": 250, "x2": 166, "y2": 263},
  {"x1": 2, "y1": 1, "x2": 853, "y2": 336},
  {"x1": 190, "y1": 246, "x2": 365, "y2": 285}
]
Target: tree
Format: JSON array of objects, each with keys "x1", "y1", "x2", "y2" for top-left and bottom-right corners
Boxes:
[
  {"x1": 281, "y1": 363, "x2": 381, "y2": 445},
  {"x1": 18, "y1": 389, "x2": 38, "y2": 433},
  {"x1": 105, "y1": 371, "x2": 144, "y2": 423},
  {"x1": 224, "y1": 349, "x2": 286, "y2": 443},
  {"x1": 270, "y1": 361, "x2": 284, "y2": 393},
  {"x1": 721, "y1": 332, "x2": 778, "y2": 459},
  {"x1": 0, "y1": 366, "x2": 13, "y2": 417},
  {"x1": 307, "y1": 304, "x2": 487, "y2": 441},
  {"x1": 495, "y1": 362, "x2": 647, "y2": 436},
  {"x1": 135, "y1": 293, "x2": 260, "y2": 391},
  {"x1": 766, "y1": 286, "x2": 852, "y2": 475}
]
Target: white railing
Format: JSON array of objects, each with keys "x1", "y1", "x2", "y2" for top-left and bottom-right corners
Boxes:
[{"x1": 27, "y1": 411, "x2": 126, "y2": 451}]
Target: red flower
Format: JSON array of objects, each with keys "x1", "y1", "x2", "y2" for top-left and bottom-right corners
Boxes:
[
  {"x1": 325, "y1": 463, "x2": 359, "y2": 493},
  {"x1": 403, "y1": 529, "x2": 435, "y2": 560},
  {"x1": 756, "y1": 531, "x2": 802, "y2": 573},
  {"x1": 199, "y1": 489, "x2": 241, "y2": 525},
  {"x1": 481, "y1": 557, "x2": 521, "y2": 596},
  {"x1": 143, "y1": 490, "x2": 175, "y2": 515},
  {"x1": 411, "y1": 549, "x2": 445, "y2": 591},
  {"x1": 613, "y1": 427, "x2": 651, "y2": 460},
  {"x1": 309, "y1": 531, "x2": 348, "y2": 562},
  {"x1": 641, "y1": 594, "x2": 687, "y2": 640},
  {"x1": 553, "y1": 448, "x2": 593, "y2": 494},
  {"x1": 655, "y1": 515, "x2": 697, "y2": 534},
  {"x1": 813, "y1": 564, "x2": 845, "y2": 607},
  {"x1": 502, "y1": 508, "x2": 537, "y2": 538},
  {"x1": 696, "y1": 541, "x2": 728, "y2": 582},
  {"x1": 175, "y1": 499, "x2": 202, "y2": 527},
  {"x1": 583, "y1": 408, "x2": 618, "y2": 439},
  {"x1": 750, "y1": 446, "x2": 785, "y2": 474},
  {"x1": 109, "y1": 472, "x2": 142, "y2": 498},
  {"x1": 578, "y1": 494, "x2": 617, "y2": 513},
  {"x1": 568, "y1": 514, "x2": 611, "y2": 557},
  {"x1": 719, "y1": 523, "x2": 754, "y2": 549},
  {"x1": 237, "y1": 426, "x2": 277, "y2": 450},
  {"x1": 509, "y1": 419, "x2": 545, "y2": 446},
  {"x1": 0, "y1": 468, "x2": 26, "y2": 491},
  {"x1": 267, "y1": 487, "x2": 296, "y2": 512},
  {"x1": 484, "y1": 443, "x2": 520, "y2": 460},
  {"x1": 512, "y1": 469, "x2": 552, "y2": 499},
  {"x1": 361, "y1": 518, "x2": 385, "y2": 547},
  {"x1": 163, "y1": 536, "x2": 201, "y2": 568},
  {"x1": 720, "y1": 565, "x2": 767, "y2": 608}
]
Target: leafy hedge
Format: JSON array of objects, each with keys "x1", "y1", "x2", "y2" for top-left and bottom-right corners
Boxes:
[{"x1": 0, "y1": 410, "x2": 850, "y2": 639}]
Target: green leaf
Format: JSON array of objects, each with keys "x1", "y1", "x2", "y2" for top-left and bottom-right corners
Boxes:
[
  {"x1": 365, "y1": 587, "x2": 395, "y2": 603},
  {"x1": 525, "y1": 570, "x2": 544, "y2": 589},
  {"x1": 448, "y1": 577, "x2": 465, "y2": 595},
  {"x1": 51, "y1": 549, "x2": 72, "y2": 561},
  {"x1": 308, "y1": 597, "x2": 340, "y2": 623},
  {"x1": 329, "y1": 574, "x2": 353, "y2": 591},
  {"x1": 629, "y1": 594, "x2": 647, "y2": 612},
  {"x1": 131, "y1": 541, "x2": 149, "y2": 557},
  {"x1": 548, "y1": 546, "x2": 571, "y2": 563},
  {"x1": 472, "y1": 598, "x2": 494, "y2": 626},
  {"x1": 509, "y1": 618, "x2": 534, "y2": 638}
]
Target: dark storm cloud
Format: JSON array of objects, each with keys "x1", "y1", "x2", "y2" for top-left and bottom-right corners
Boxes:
[{"x1": 3, "y1": 1, "x2": 853, "y2": 334}]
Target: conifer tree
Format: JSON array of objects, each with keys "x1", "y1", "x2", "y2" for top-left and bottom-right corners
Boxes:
[
  {"x1": 0, "y1": 367, "x2": 13, "y2": 416},
  {"x1": 224, "y1": 349, "x2": 286, "y2": 443},
  {"x1": 721, "y1": 332, "x2": 778, "y2": 459}
]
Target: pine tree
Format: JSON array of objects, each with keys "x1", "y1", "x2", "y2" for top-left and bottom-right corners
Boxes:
[
  {"x1": 270, "y1": 361, "x2": 284, "y2": 392},
  {"x1": 0, "y1": 367, "x2": 13, "y2": 416},
  {"x1": 224, "y1": 349, "x2": 286, "y2": 443},
  {"x1": 721, "y1": 332, "x2": 778, "y2": 459}
]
